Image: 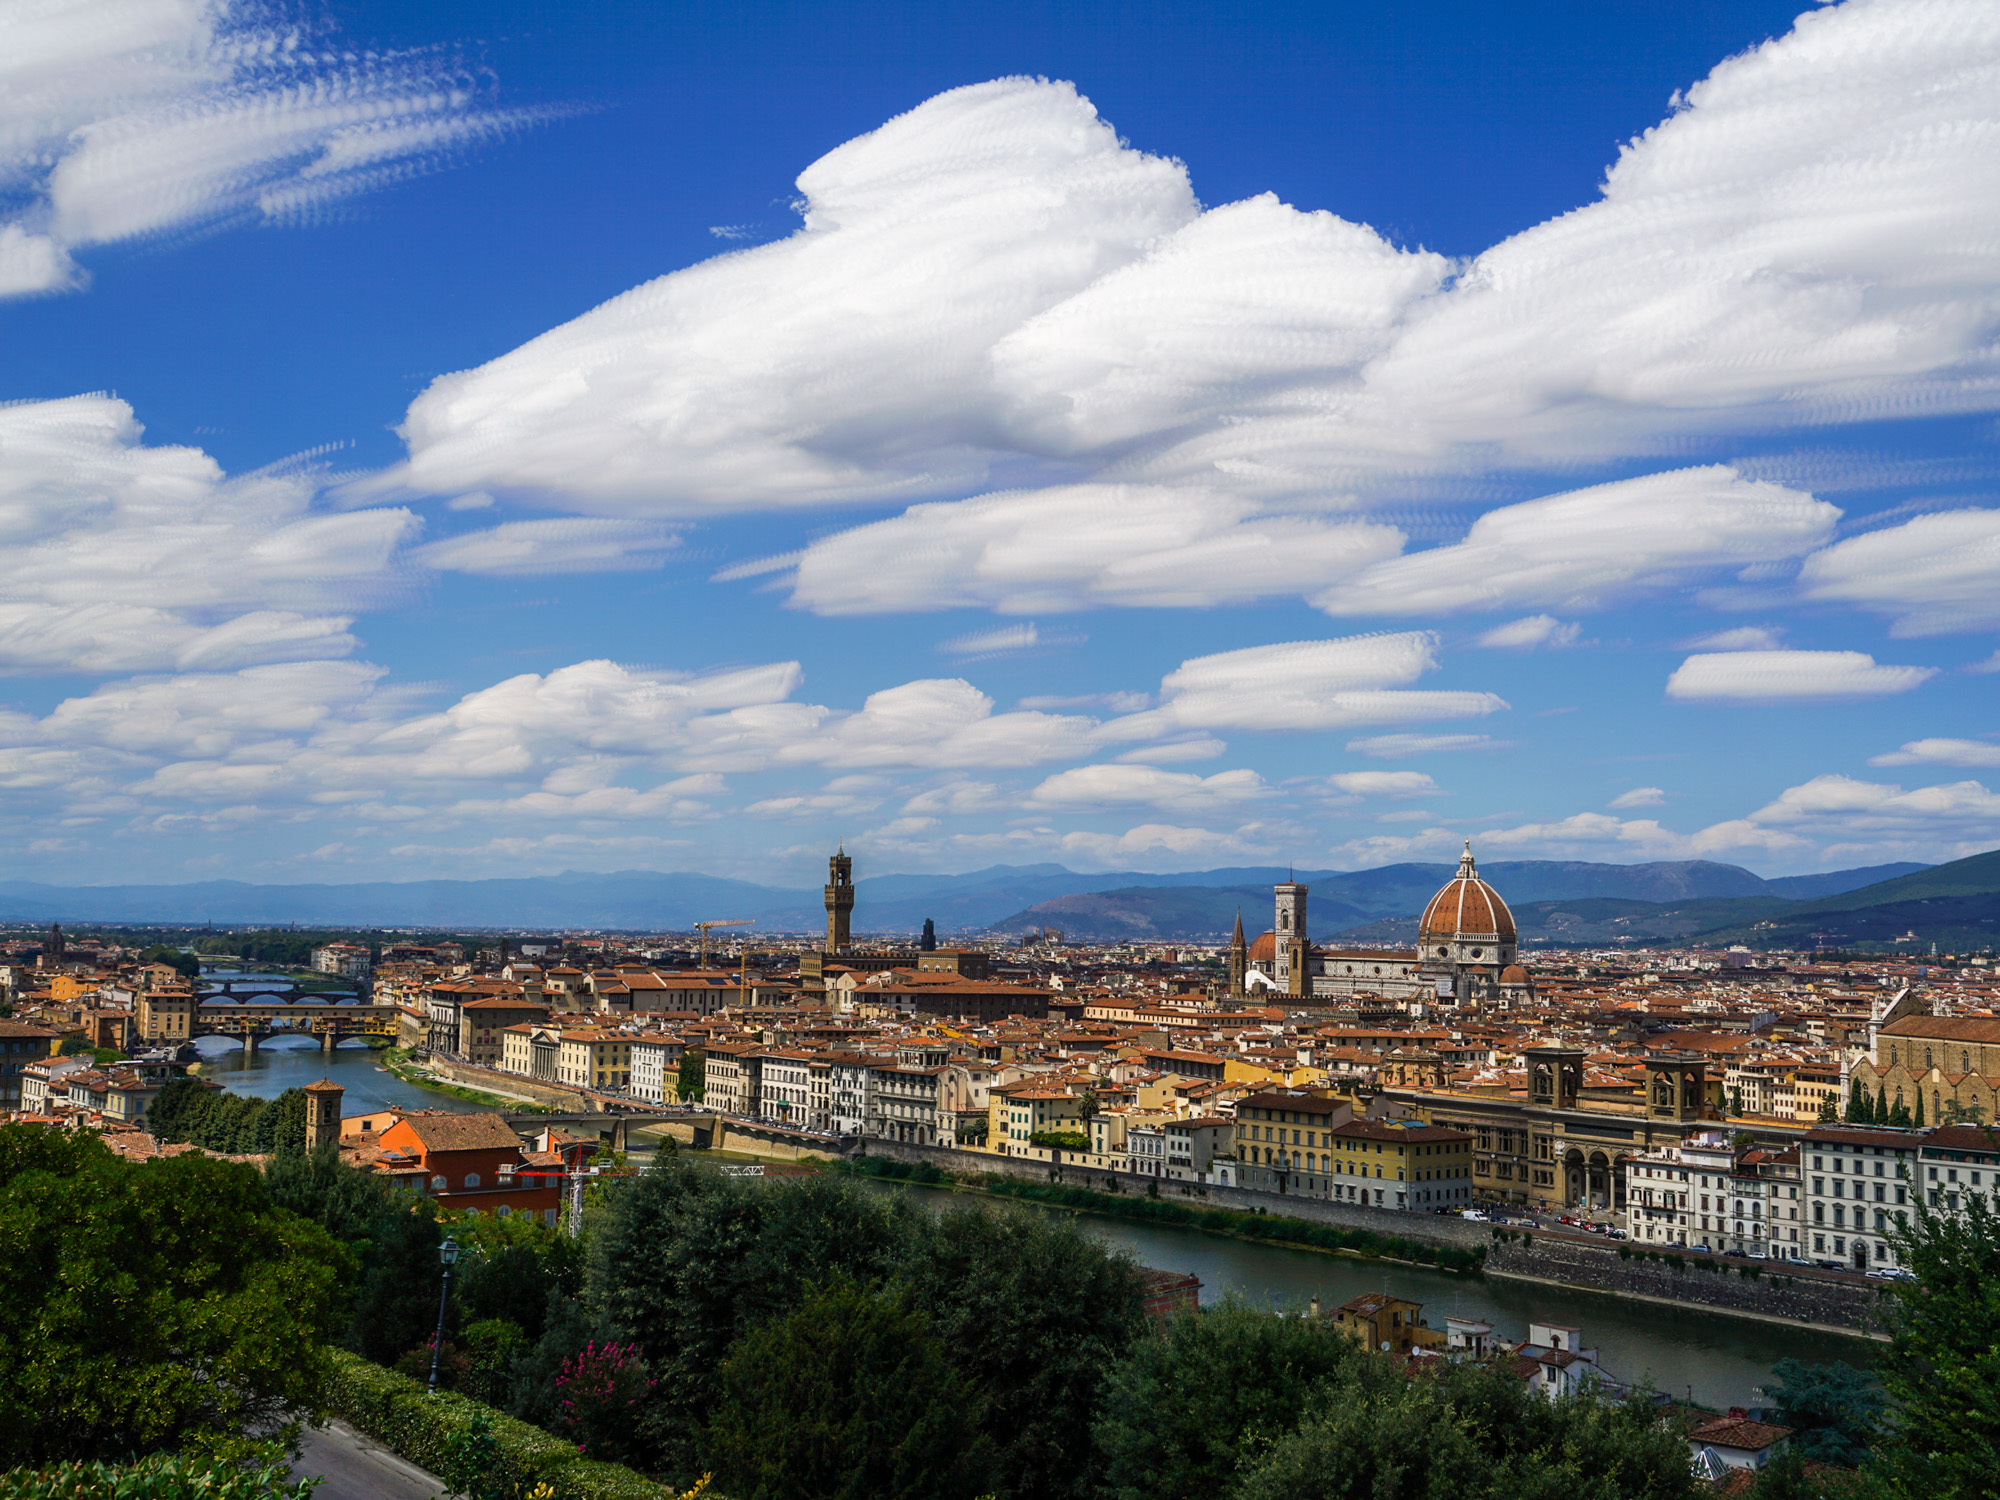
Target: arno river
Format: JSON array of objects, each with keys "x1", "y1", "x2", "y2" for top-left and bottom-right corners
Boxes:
[{"x1": 200, "y1": 1042, "x2": 1873, "y2": 1409}]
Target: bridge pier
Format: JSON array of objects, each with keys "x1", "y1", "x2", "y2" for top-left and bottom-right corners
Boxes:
[
  {"x1": 241, "y1": 1030, "x2": 257, "y2": 1054},
  {"x1": 321, "y1": 1030, "x2": 338, "y2": 1052}
]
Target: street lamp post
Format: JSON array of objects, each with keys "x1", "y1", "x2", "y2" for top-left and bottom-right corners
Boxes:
[{"x1": 427, "y1": 1234, "x2": 460, "y2": 1395}]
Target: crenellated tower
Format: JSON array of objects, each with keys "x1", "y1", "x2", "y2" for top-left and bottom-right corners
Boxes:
[{"x1": 825, "y1": 847, "x2": 855, "y2": 953}]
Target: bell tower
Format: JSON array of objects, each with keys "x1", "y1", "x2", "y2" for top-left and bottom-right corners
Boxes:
[
  {"x1": 1227, "y1": 909, "x2": 1247, "y2": 999},
  {"x1": 825, "y1": 847, "x2": 855, "y2": 953},
  {"x1": 1273, "y1": 876, "x2": 1307, "y2": 991}
]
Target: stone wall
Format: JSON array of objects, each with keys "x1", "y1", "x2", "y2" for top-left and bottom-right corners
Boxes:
[
  {"x1": 1486, "y1": 1237, "x2": 1886, "y2": 1337},
  {"x1": 848, "y1": 1136, "x2": 1885, "y2": 1335},
  {"x1": 856, "y1": 1137, "x2": 1490, "y2": 1249},
  {"x1": 426, "y1": 1057, "x2": 590, "y2": 1111}
]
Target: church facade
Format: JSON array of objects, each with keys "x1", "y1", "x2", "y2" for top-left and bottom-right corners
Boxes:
[{"x1": 1238, "y1": 844, "x2": 1532, "y2": 1008}]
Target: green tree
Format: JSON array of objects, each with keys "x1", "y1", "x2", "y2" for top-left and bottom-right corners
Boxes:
[
  {"x1": 1875, "y1": 1085, "x2": 1889, "y2": 1125},
  {"x1": 1846, "y1": 1079, "x2": 1871, "y2": 1124},
  {"x1": 1818, "y1": 1091, "x2": 1840, "y2": 1123},
  {"x1": 590, "y1": 1161, "x2": 912, "y2": 1477},
  {"x1": 706, "y1": 1277, "x2": 991, "y2": 1500},
  {"x1": 1872, "y1": 1187, "x2": 2000, "y2": 1499},
  {"x1": 138, "y1": 945, "x2": 200, "y2": 980},
  {"x1": 676, "y1": 1050, "x2": 704, "y2": 1100},
  {"x1": 0, "y1": 1124, "x2": 344, "y2": 1465},
  {"x1": 1094, "y1": 1297, "x2": 1356, "y2": 1500},
  {"x1": 1915, "y1": 1093, "x2": 1926, "y2": 1127},
  {"x1": 892, "y1": 1198, "x2": 1147, "y2": 1500},
  {"x1": 1231, "y1": 1354, "x2": 1701, "y2": 1500},
  {"x1": 1762, "y1": 1358, "x2": 1880, "y2": 1466}
]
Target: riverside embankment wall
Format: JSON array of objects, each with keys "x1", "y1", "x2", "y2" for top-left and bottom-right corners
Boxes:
[{"x1": 844, "y1": 1137, "x2": 1884, "y2": 1336}]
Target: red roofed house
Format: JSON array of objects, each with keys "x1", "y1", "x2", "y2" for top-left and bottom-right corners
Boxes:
[{"x1": 375, "y1": 1110, "x2": 562, "y2": 1225}]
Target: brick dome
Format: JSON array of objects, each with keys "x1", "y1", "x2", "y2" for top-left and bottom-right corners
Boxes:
[{"x1": 1418, "y1": 844, "x2": 1517, "y2": 946}]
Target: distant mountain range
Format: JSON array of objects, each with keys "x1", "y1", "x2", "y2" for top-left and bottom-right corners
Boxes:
[
  {"x1": 2, "y1": 855, "x2": 1961, "y2": 952},
  {"x1": 982, "y1": 860, "x2": 1933, "y2": 944}
]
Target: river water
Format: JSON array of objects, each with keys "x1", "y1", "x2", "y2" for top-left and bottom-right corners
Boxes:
[
  {"x1": 866, "y1": 1180, "x2": 1874, "y2": 1410},
  {"x1": 189, "y1": 1035, "x2": 484, "y2": 1116}
]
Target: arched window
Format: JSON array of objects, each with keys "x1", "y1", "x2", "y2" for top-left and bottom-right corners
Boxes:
[
  {"x1": 1964, "y1": 1051, "x2": 1971, "y2": 1074},
  {"x1": 1927, "y1": 1049, "x2": 1935, "y2": 1070},
  {"x1": 1891, "y1": 1047, "x2": 1899, "y2": 1066},
  {"x1": 464, "y1": 1172, "x2": 481, "y2": 1189},
  {"x1": 431, "y1": 1175, "x2": 446, "y2": 1191},
  {"x1": 1933, "y1": 1091, "x2": 1941, "y2": 1120}
]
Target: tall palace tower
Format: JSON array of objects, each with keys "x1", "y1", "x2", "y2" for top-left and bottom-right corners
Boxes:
[{"x1": 824, "y1": 847, "x2": 855, "y2": 953}]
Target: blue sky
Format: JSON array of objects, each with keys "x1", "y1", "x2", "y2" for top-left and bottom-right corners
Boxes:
[{"x1": 3, "y1": 0, "x2": 1998, "y2": 886}]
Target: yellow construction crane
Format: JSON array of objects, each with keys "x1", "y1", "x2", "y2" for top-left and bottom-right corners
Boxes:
[{"x1": 695, "y1": 919, "x2": 751, "y2": 968}]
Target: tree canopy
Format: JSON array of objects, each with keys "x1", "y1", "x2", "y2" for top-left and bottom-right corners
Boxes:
[{"x1": 0, "y1": 1125, "x2": 345, "y2": 1466}]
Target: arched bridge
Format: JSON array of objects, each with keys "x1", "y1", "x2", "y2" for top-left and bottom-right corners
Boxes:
[{"x1": 193, "y1": 997, "x2": 399, "y2": 1051}]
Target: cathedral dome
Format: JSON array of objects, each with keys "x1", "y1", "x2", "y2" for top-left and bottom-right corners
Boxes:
[{"x1": 1418, "y1": 844, "x2": 1517, "y2": 950}]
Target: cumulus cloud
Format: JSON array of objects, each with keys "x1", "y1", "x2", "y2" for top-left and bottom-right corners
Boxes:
[
  {"x1": 1742, "y1": 772, "x2": 2000, "y2": 855},
  {"x1": 1796, "y1": 508, "x2": 2000, "y2": 635},
  {"x1": 1112, "y1": 738, "x2": 1226, "y2": 765},
  {"x1": 1868, "y1": 737, "x2": 2000, "y2": 768},
  {"x1": 370, "y1": 0, "x2": 2000, "y2": 629},
  {"x1": 789, "y1": 484, "x2": 1401, "y2": 614},
  {"x1": 0, "y1": 0, "x2": 533, "y2": 298},
  {"x1": 1476, "y1": 615, "x2": 1580, "y2": 650},
  {"x1": 1665, "y1": 649, "x2": 1938, "y2": 702},
  {"x1": 1106, "y1": 632, "x2": 1507, "y2": 737},
  {"x1": 1476, "y1": 812, "x2": 1810, "y2": 859},
  {"x1": 1319, "y1": 468, "x2": 1837, "y2": 619},
  {"x1": 391, "y1": 78, "x2": 1198, "y2": 512},
  {"x1": 1026, "y1": 763, "x2": 1269, "y2": 813},
  {"x1": 0, "y1": 395, "x2": 412, "y2": 672},
  {"x1": 1609, "y1": 786, "x2": 1667, "y2": 809}
]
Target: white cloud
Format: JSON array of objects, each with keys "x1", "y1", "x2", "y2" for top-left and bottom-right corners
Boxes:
[
  {"x1": 1796, "y1": 508, "x2": 2000, "y2": 635},
  {"x1": 1665, "y1": 649, "x2": 1937, "y2": 702},
  {"x1": 0, "y1": 0, "x2": 531, "y2": 298},
  {"x1": 1026, "y1": 763, "x2": 1269, "y2": 813},
  {"x1": 1320, "y1": 468, "x2": 1837, "y2": 619},
  {"x1": 789, "y1": 484, "x2": 1401, "y2": 615},
  {"x1": 938, "y1": 623, "x2": 1039, "y2": 657},
  {"x1": 0, "y1": 395, "x2": 412, "y2": 672},
  {"x1": 1327, "y1": 771, "x2": 1441, "y2": 797},
  {"x1": 1740, "y1": 772, "x2": 2000, "y2": 856},
  {"x1": 1108, "y1": 632, "x2": 1507, "y2": 736},
  {"x1": 1684, "y1": 625, "x2": 1786, "y2": 651},
  {"x1": 356, "y1": 2, "x2": 2000, "y2": 640},
  {"x1": 1018, "y1": 690, "x2": 1150, "y2": 713},
  {"x1": 410, "y1": 519, "x2": 681, "y2": 575},
  {"x1": 1868, "y1": 738, "x2": 2000, "y2": 768},
  {"x1": 1609, "y1": 786, "x2": 1667, "y2": 809},
  {"x1": 1112, "y1": 738, "x2": 1225, "y2": 765},
  {"x1": 1476, "y1": 615, "x2": 1580, "y2": 650},
  {"x1": 390, "y1": 78, "x2": 1198, "y2": 512},
  {"x1": 1344, "y1": 732, "x2": 1512, "y2": 759}
]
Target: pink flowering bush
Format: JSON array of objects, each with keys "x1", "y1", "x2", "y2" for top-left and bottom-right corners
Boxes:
[{"x1": 553, "y1": 1340, "x2": 657, "y2": 1466}]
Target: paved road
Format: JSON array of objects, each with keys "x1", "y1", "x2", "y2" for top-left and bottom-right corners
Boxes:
[{"x1": 291, "y1": 1420, "x2": 443, "y2": 1500}]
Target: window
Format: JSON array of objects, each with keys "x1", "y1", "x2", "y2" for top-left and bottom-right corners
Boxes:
[
  {"x1": 465, "y1": 1172, "x2": 481, "y2": 1188},
  {"x1": 432, "y1": 1175, "x2": 446, "y2": 1191}
]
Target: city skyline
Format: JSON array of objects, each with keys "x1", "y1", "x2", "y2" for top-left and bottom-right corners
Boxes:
[{"x1": 6, "y1": 0, "x2": 2000, "y2": 887}]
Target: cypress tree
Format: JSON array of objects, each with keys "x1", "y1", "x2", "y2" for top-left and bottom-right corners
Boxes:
[
  {"x1": 1916, "y1": 1093, "x2": 1926, "y2": 1128},
  {"x1": 1875, "y1": 1084, "x2": 1890, "y2": 1124}
]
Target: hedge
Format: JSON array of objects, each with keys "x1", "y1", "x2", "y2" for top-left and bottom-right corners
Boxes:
[
  {"x1": 322, "y1": 1348, "x2": 671, "y2": 1500},
  {"x1": 0, "y1": 1451, "x2": 314, "y2": 1499}
]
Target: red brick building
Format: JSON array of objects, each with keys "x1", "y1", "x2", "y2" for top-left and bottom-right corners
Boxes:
[{"x1": 373, "y1": 1111, "x2": 563, "y2": 1224}]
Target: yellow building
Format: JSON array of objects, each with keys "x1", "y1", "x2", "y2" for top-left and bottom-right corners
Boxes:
[
  {"x1": 1328, "y1": 1118, "x2": 1475, "y2": 1212},
  {"x1": 50, "y1": 973, "x2": 104, "y2": 1003},
  {"x1": 138, "y1": 986, "x2": 195, "y2": 1043},
  {"x1": 556, "y1": 1027, "x2": 632, "y2": 1091},
  {"x1": 990, "y1": 1085, "x2": 1084, "y2": 1152},
  {"x1": 1333, "y1": 1293, "x2": 1445, "y2": 1356}
]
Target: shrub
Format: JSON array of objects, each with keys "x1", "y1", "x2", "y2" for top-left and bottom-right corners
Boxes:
[
  {"x1": 321, "y1": 1348, "x2": 670, "y2": 1500},
  {"x1": 0, "y1": 1450, "x2": 315, "y2": 1499},
  {"x1": 554, "y1": 1342, "x2": 656, "y2": 1467}
]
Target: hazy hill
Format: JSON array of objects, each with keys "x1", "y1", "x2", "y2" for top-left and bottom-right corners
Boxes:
[
  {"x1": 0, "y1": 853, "x2": 1963, "y2": 944},
  {"x1": 1690, "y1": 848, "x2": 2000, "y2": 950},
  {"x1": 981, "y1": 858, "x2": 1911, "y2": 943}
]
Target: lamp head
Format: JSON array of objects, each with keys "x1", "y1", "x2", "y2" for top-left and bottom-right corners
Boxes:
[{"x1": 438, "y1": 1235, "x2": 460, "y2": 1268}]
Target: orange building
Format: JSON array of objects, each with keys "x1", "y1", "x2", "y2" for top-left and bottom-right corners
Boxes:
[{"x1": 373, "y1": 1111, "x2": 564, "y2": 1224}]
